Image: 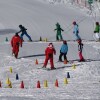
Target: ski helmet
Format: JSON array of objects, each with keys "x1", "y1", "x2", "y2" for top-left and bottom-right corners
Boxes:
[
  {"x1": 48, "y1": 43, "x2": 53, "y2": 48},
  {"x1": 19, "y1": 24, "x2": 22, "y2": 28},
  {"x1": 63, "y1": 40, "x2": 67, "y2": 44},
  {"x1": 96, "y1": 22, "x2": 99, "y2": 25},
  {"x1": 73, "y1": 21, "x2": 76, "y2": 25}
]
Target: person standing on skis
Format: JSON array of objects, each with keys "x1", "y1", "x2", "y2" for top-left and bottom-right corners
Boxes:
[
  {"x1": 72, "y1": 21, "x2": 81, "y2": 41},
  {"x1": 54, "y1": 22, "x2": 64, "y2": 41},
  {"x1": 43, "y1": 43, "x2": 56, "y2": 70},
  {"x1": 11, "y1": 33, "x2": 22, "y2": 59},
  {"x1": 77, "y1": 40, "x2": 85, "y2": 62},
  {"x1": 94, "y1": 22, "x2": 100, "y2": 41},
  {"x1": 17, "y1": 25, "x2": 32, "y2": 42},
  {"x1": 59, "y1": 40, "x2": 68, "y2": 62},
  {"x1": 94, "y1": 22, "x2": 100, "y2": 33}
]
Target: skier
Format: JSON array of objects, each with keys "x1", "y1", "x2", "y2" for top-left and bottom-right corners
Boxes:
[
  {"x1": 94, "y1": 22, "x2": 100, "y2": 41},
  {"x1": 54, "y1": 22, "x2": 64, "y2": 41},
  {"x1": 77, "y1": 40, "x2": 85, "y2": 62},
  {"x1": 11, "y1": 33, "x2": 22, "y2": 59},
  {"x1": 43, "y1": 43, "x2": 56, "y2": 70},
  {"x1": 72, "y1": 21, "x2": 81, "y2": 41},
  {"x1": 59, "y1": 40, "x2": 68, "y2": 62},
  {"x1": 17, "y1": 25, "x2": 32, "y2": 42},
  {"x1": 94, "y1": 22, "x2": 100, "y2": 33}
]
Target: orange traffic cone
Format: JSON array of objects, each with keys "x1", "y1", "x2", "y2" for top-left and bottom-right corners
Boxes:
[
  {"x1": 35, "y1": 59, "x2": 38, "y2": 65},
  {"x1": 64, "y1": 59, "x2": 68, "y2": 64},
  {"x1": 0, "y1": 81, "x2": 1, "y2": 88},
  {"x1": 55, "y1": 79, "x2": 59, "y2": 87},
  {"x1": 37, "y1": 81, "x2": 41, "y2": 88},
  {"x1": 20, "y1": 81, "x2": 24, "y2": 88}
]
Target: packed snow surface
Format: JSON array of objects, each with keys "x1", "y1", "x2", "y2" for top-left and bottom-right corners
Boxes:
[{"x1": 0, "y1": 0, "x2": 100, "y2": 100}]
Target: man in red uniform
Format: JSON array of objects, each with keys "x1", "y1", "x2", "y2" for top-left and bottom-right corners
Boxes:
[
  {"x1": 43, "y1": 43, "x2": 56, "y2": 69},
  {"x1": 11, "y1": 33, "x2": 22, "y2": 58}
]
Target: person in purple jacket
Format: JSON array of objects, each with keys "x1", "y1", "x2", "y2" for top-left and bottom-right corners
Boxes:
[{"x1": 59, "y1": 40, "x2": 68, "y2": 62}]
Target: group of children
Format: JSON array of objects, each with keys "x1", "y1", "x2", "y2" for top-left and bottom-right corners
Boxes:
[{"x1": 11, "y1": 21, "x2": 100, "y2": 69}]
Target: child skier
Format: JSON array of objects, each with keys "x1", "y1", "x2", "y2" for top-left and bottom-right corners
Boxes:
[
  {"x1": 72, "y1": 21, "x2": 81, "y2": 41},
  {"x1": 94, "y1": 22, "x2": 100, "y2": 41},
  {"x1": 54, "y1": 22, "x2": 64, "y2": 41},
  {"x1": 11, "y1": 33, "x2": 22, "y2": 59},
  {"x1": 17, "y1": 25, "x2": 32, "y2": 42},
  {"x1": 43, "y1": 43, "x2": 56, "y2": 70},
  {"x1": 94, "y1": 22, "x2": 100, "y2": 33},
  {"x1": 77, "y1": 40, "x2": 85, "y2": 62},
  {"x1": 59, "y1": 40, "x2": 68, "y2": 62}
]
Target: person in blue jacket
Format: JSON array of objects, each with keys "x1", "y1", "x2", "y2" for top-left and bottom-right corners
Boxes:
[
  {"x1": 59, "y1": 40, "x2": 68, "y2": 62},
  {"x1": 17, "y1": 25, "x2": 32, "y2": 42},
  {"x1": 72, "y1": 21, "x2": 81, "y2": 41}
]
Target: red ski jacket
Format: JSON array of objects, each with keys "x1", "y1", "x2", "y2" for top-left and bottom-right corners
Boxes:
[
  {"x1": 11, "y1": 35, "x2": 22, "y2": 47},
  {"x1": 45, "y1": 46, "x2": 56, "y2": 56}
]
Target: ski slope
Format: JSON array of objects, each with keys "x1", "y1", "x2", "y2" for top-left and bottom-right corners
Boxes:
[{"x1": 0, "y1": 0, "x2": 100, "y2": 100}]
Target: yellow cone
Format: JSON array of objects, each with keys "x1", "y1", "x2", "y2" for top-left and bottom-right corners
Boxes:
[
  {"x1": 72, "y1": 64, "x2": 76, "y2": 69},
  {"x1": 64, "y1": 78, "x2": 68, "y2": 84},
  {"x1": 44, "y1": 80, "x2": 48, "y2": 87},
  {"x1": 45, "y1": 38, "x2": 48, "y2": 42},
  {"x1": 6, "y1": 77, "x2": 10, "y2": 85},
  {"x1": 8, "y1": 81, "x2": 12, "y2": 88},
  {"x1": 10, "y1": 67, "x2": 12, "y2": 73}
]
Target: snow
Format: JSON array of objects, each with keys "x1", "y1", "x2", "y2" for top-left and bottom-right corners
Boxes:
[{"x1": 0, "y1": 0, "x2": 100, "y2": 100}]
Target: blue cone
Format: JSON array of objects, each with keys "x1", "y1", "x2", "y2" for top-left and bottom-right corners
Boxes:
[
  {"x1": 16, "y1": 73, "x2": 19, "y2": 80},
  {"x1": 67, "y1": 72, "x2": 70, "y2": 78}
]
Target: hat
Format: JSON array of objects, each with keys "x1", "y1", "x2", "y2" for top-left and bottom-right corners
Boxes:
[
  {"x1": 77, "y1": 39, "x2": 82, "y2": 44},
  {"x1": 63, "y1": 40, "x2": 67, "y2": 44},
  {"x1": 73, "y1": 21, "x2": 76, "y2": 25},
  {"x1": 96, "y1": 22, "x2": 99, "y2": 25},
  {"x1": 19, "y1": 24, "x2": 22, "y2": 27},
  {"x1": 15, "y1": 33, "x2": 18, "y2": 36},
  {"x1": 48, "y1": 43, "x2": 53, "y2": 47}
]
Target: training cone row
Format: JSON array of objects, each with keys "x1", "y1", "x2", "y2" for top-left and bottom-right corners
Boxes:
[
  {"x1": 39, "y1": 37, "x2": 48, "y2": 42},
  {"x1": 19, "y1": 79, "x2": 69, "y2": 89}
]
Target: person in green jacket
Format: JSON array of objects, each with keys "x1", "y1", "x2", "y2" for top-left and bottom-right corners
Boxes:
[
  {"x1": 54, "y1": 22, "x2": 64, "y2": 41},
  {"x1": 94, "y1": 22, "x2": 100, "y2": 41},
  {"x1": 94, "y1": 22, "x2": 100, "y2": 33}
]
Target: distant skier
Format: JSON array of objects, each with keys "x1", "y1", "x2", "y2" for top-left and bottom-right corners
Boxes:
[
  {"x1": 72, "y1": 21, "x2": 81, "y2": 41},
  {"x1": 54, "y1": 22, "x2": 64, "y2": 41},
  {"x1": 59, "y1": 40, "x2": 68, "y2": 62},
  {"x1": 11, "y1": 33, "x2": 22, "y2": 59},
  {"x1": 43, "y1": 43, "x2": 56, "y2": 70},
  {"x1": 17, "y1": 25, "x2": 32, "y2": 42},
  {"x1": 94, "y1": 22, "x2": 100, "y2": 41},
  {"x1": 77, "y1": 40, "x2": 85, "y2": 62}
]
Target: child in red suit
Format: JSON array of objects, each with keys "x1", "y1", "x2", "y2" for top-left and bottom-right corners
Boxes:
[
  {"x1": 43, "y1": 43, "x2": 56, "y2": 69},
  {"x1": 11, "y1": 33, "x2": 22, "y2": 58},
  {"x1": 78, "y1": 40, "x2": 85, "y2": 62}
]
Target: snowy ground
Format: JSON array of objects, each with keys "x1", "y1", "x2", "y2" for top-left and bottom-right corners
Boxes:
[{"x1": 0, "y1": 0, "x2": 100, "y2": 100}]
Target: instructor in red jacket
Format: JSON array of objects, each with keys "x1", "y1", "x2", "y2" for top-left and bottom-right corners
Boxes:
[
  {"x1": 43, "y1": 43, "x2": 56, "y2": 70},
  {"x1": 11, "y1": 33, "x2": 22, "y2": 58}
]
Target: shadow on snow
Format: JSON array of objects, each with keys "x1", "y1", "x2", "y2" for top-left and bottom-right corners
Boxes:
[{"x1": 19, "y1": 54, "x2": 45, "y2": 59}]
